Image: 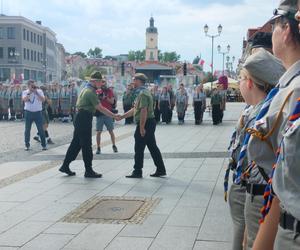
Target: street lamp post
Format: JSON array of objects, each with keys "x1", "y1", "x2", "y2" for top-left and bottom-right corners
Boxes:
[
  {"x1": 41, "y1": 58, "x2": 47, "y2": 83},
  {"x1": 226, "y1": 55, "x2": 235, "y2": 78},
  {"x1": 217, "y1": 44, "x2": 230, "y2": 76},
  {"x1": 9, "y1": 50, "x2": 20, "y2": 82},
  {"x1": 204, "y1": 24, "x2": 222, "y2": 90}
]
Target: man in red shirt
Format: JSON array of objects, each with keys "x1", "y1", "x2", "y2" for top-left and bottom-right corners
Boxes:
[{"x1": 95, "y1": 79, "x2": 118, "y2": 154}]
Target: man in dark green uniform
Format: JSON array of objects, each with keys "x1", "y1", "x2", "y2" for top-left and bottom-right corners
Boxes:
[
  {"x1": 120, "y1": 73, "x2": 166, "y2": 178},
  {"x1": 59, "y1": 71, "x2": 117, "y2": 178}
]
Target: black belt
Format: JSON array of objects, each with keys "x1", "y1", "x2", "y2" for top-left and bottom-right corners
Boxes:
[
  {"x1": 240, "y1": 180, "x2": 247, "y2": 187},
  {"x1": 246, "y1": 183, "x2": 266, "y2": 196},
  {"x1": 280, "y1": 211, "x2": 300, "y2": 233}
]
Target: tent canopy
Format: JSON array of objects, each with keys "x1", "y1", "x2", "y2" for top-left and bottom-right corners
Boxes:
[{"x1": 203, "y1": 77, "x2": 239, "y2": 90}]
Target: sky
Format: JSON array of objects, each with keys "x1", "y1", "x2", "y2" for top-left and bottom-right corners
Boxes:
[{"x1": 4, "y1": 0, "x2": 279, "y2": 72}]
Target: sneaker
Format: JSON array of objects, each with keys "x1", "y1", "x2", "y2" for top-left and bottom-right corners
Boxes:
[
  {"x1": 33, "y1": 136, "x2": 40, "y2": 142},
  {"x1": 96, "y1": 147, "x2": 101, "y2": 154},
  {"x1": 42, "y1": 146, "x2": 47, "y2": 151},
  {"x1": 112, "y1": 145, "x2": 118, "y2": 153},
  {"x1": 47, "y1": 138, "x2": 54, "y2": 144},
  {"x1": 24, "y1": 146, "x2": 30, "y2": 151}
]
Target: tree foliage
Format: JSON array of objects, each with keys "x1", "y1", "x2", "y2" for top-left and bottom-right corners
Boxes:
[
  {"x1": 87, "y1": 47, "x2": 103, "y2": 58},
  {"x1": 73, "y1": 51, "x2": 87, "y2": 58},
  {"x1": 158, "y1": 51, "x2": 180, "y2": 62},
  {"x1": 79, "y1": 64, "x2": 107, "y2": 80},
  {"x1": 128, "y1": 50, "x2": 146, "y2": 61}
]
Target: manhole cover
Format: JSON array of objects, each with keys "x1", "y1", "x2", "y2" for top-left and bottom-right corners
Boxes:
[
  {"x1": 62, "y1": 196, "x2": 161, "y2": 224},
  {"x1": 82, "y1": 200, "x2": 145, "y2": 220}
]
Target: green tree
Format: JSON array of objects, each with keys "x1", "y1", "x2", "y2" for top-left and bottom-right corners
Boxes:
[
  {"x1": 79, "y1": 64, "x2": 107, "y2": 80},
  {"x1": 159, "y1": 51, "x2": 180, "y2": 62},
  {"x1": 73, "y1": 51, "x2": 87, "y2": 58},
  {"x1": 128, "y1": 50, "x2": 136, "y2": 61},
  {"x1": 127, "y1": 50, "x2": 145, "y2": 61},
  {"x1": 87, "y1": 47, "x2": 103, "y2": 58},
  {"x1": 193, "y1": 56, "x2": 200, "y2": 64}
]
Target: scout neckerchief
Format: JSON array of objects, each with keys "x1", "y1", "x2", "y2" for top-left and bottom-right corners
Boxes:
[
  {"x1": 234, "y1": 87, "x2": 279, "y2": 185},
  {"x1": 133, "y1": 86, "x2": 147, "y2": 102},
  {"x1": 260, "y1": 97, "x2": 300, "y2": 223},
  {"x1": 224, "y1": 105, "x2": 253, "y2": 201}
]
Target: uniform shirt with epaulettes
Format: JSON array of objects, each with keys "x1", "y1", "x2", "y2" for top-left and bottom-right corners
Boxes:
[
  {"x1": 248, "y1": 60, "x2": 300, "y2": 220},
  {"x1": 133, "y1": 87, "x2": 154, "y2": 123}
]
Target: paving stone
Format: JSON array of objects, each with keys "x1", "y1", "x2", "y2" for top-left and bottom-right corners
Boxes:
[
  {"x1": 0, "y1": 221, "x2": 52, "y2": 247},
  {"x1": 166, "y1": 206, "x2": 206, "y2": 227},
  {"x1": 106, "y1": 236, "x2": 153, "y2": 250},
  {"x1": 193, "y1": 240, "x2": 232, "y2": 250},
  {"x1": 63, "y1": 224, "x2": 124, "y2": 250},
  {"x1": 44, "y1": 222, "x2": 88, "y2": 235},
  {"x1": 149, "y1": 225, "x2": 198, "y2": 250},
  {"x1": 119, "y1": 214, "x2": 168, "y2": 237},
  {"x1": 20, "y1": 234, "x2": 74, "y2": 250}
]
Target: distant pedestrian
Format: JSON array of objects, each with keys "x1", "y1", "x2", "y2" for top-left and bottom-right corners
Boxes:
[
  {"x1": 193, "y1": 84, "x2": 206, "y2": 124},
  {"x1": 210, "y1": 88, "x2": 222, "y2": 125},
  {"x1": 159, "y1": 86, "x2": 171, "y2": 124},
  {"x1": 175, "y1": 87, "x2": 188, "y2": 124},
  {"x1": 22, "y1": 80, "x2": 47, "y2": 151},
  {"x1": 122, "y1": 84, "x2": 134, "y2": 124}
]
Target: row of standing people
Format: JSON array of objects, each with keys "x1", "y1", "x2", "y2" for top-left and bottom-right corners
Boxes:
[
  {"x1": 0, "y1": 82, "x2": 79, "y2": 122},
  {"x1": 123, "y1": 82, "x2": 207, "y2": 125}
]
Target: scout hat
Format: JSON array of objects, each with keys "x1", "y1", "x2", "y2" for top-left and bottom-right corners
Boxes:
[
  {"x1": 270, "y1": 0, "x2": 297, "y2": 22},
  {"x1": 90, "y1": 71, "x2": 102, "y2": 81},
  {"x1": 133, "y1": 73, "x2": 148, "y2": 83},
  {"x1": 250, "y1": 32, "x2": 272, "y2": 49},
  {"x1": 243, "y1": 48, "x2": 285, "y2": 87}
]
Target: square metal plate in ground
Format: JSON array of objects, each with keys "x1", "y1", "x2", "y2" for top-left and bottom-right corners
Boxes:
[
  {"x1": 82, "y1": 200, "x2": 144, "y2": 220},
  {"x1": 61, "y1": 196, "x2": 161, "y2": 224}
]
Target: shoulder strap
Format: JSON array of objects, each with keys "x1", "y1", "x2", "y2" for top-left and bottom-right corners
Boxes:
[{"x1": 258, "y1": 166, "x2": 270, "y2": 182}]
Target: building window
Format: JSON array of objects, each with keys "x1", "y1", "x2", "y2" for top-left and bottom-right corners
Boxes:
[
  {"x1": 150, "y1": 51, "x2": 154, "y2": 60},
  {"x1": 31, "y1": 50, "x2": 33, "y2": 61},
  {"x1": 8, "y1": 47, "x2": 16, "y2": 58},
  {"x1": 30, "y1": 32, "x2": 33, "y2": 42},
  {"x1": 24, "y1": 69, "x2": 30, "y2": 80},
  {"x1": 0, "y1": 68, "x2": 11, "y2": 81},
  {"x1": 7, "y1": 27, "x2": 16, "y2": 39},
  {"x1": 0, "y1": 48, "x2": 3, "y2": 58},
  {"x1": 34, "y1": 51, "x2": 36, "y2": 61},
  {"x1": 37, "y1": 35, "x2": 39, "y2": 44},
  {"x1": 26, "y1": 49, "x2": 29, "y2": 60},
  {"x1": 34, "y1": 33, "x2": 36, "y2": 44},
  {"x1": 0, "y1": 27, "x2": 5, "y2": 39},
  {"x1": 26, "y1": 30, "x2": 29, "y2": 41},
  {"x1": 40, "y1": 36, "x2": 42, "y2": 45},
  {"x1": 23, "y1": 48, "x2": 26, "y2": 60},
  {"x1": 23, "y1": 29, "x2": 26, "y2": 40}
]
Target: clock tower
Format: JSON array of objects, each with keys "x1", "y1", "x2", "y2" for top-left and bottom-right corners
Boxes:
[{"x1": 145, "y1": 17, "x2": 158, "y2": 62}]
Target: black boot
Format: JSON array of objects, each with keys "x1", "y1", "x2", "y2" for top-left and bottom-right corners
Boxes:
[
  {"x1": 126, "y1": 170, "x2": 142, "y2": 178},
  {"x1": 59, "y1": 165, "x2": 76, "y2": 176},
  {"x1": 84, "y1": 170, "x2": 102, "y2": 178}
]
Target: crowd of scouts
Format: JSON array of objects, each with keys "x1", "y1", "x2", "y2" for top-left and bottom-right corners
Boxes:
[
  {"x1": 225, "y1": 0, "x2": 300, "y2": 249},
  {"x1": 122, "y1": 81, "x2": 209, "y2": 125},
  {"x1": 0, "y1": 82, "x2": 79, "y2": 122}
]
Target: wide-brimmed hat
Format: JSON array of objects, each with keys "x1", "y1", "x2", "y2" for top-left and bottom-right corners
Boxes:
[{"x1": 133, "y1": 73, "x2": 148, "y2": 83}]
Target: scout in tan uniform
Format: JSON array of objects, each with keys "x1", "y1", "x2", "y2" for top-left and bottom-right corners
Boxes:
[{"x1": 247, "y1": 1, "x2": 300, "y2": 249}]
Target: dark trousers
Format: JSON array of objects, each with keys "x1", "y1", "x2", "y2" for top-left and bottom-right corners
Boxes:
[
  {"x1": 154, "y1": 101, "x2": 160, "y2": 122},
  {"x1": 133, "y1": 118, "x2": 166, "y2": 174},
  {"x1": 24, "y1": 110, "x2": 46, "y2": 147},
  {"x1": 63, "y1": 110, "x2": 94, "y2": 172},
  {"x1": 194, "y1": 101, "x2": 203, "y2": 124},
  {"x1": 123, "y1": 104, "x2": 133, "y2": 124},
  {"x1": 160, "y1": 101, "x2": 170, "y2": 123},
  {"x1": 212, "y1": 104, "x2": 221, "y2": 125}
]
